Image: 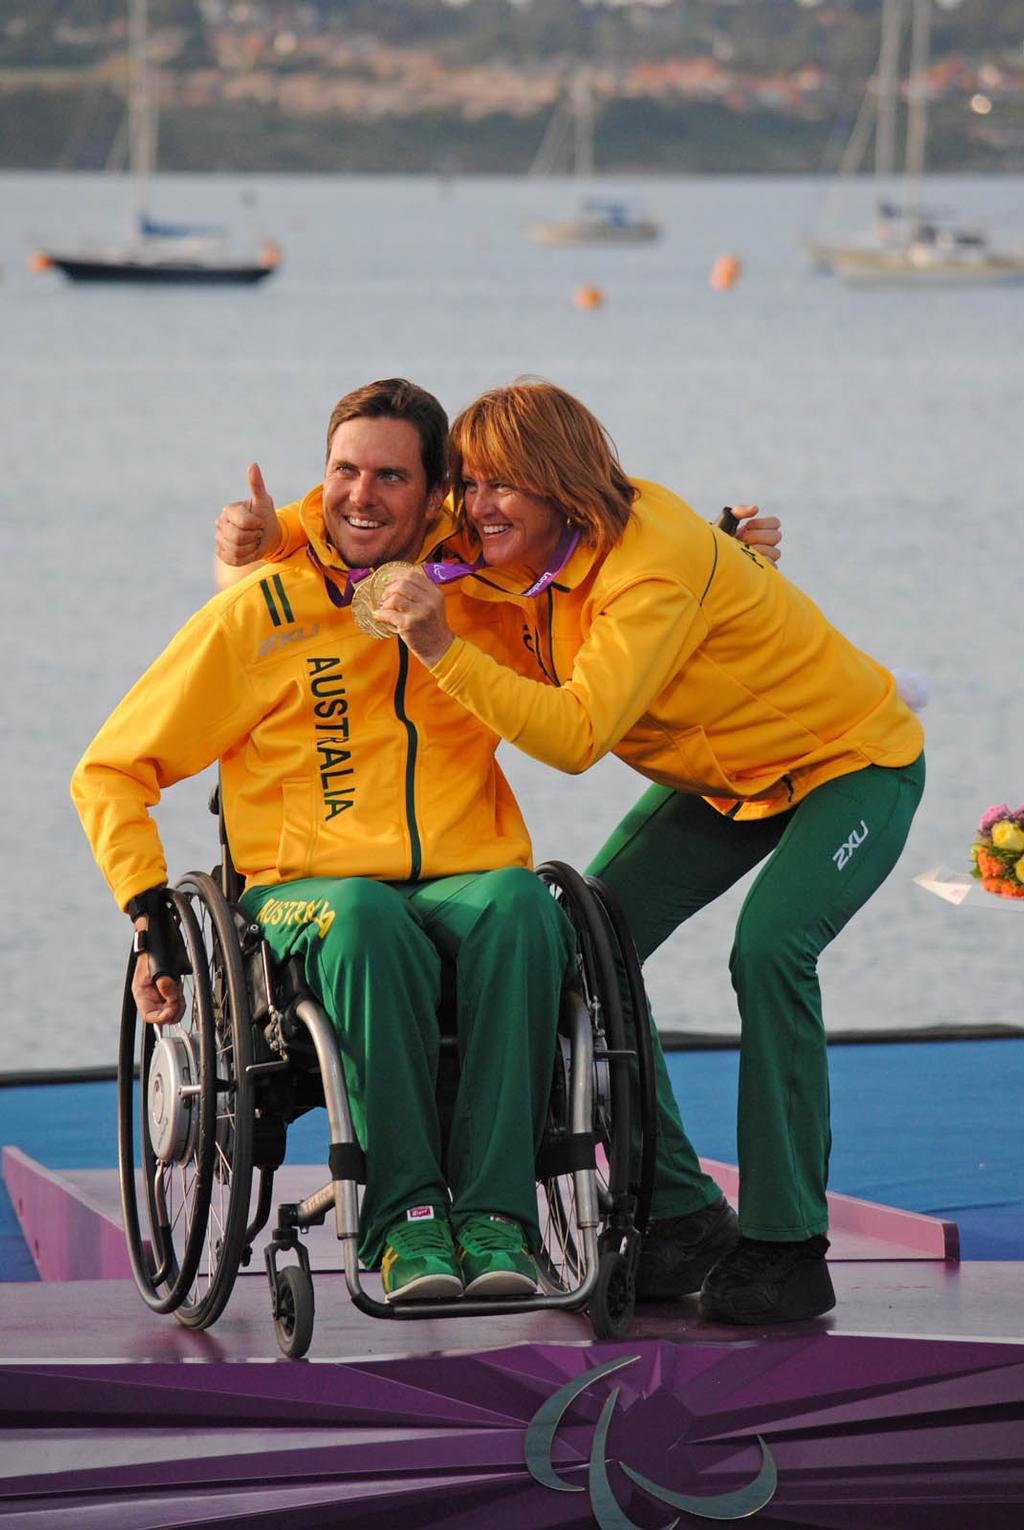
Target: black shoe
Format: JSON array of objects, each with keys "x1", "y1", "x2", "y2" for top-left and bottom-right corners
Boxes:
[
  {"x1": 699, "y1": 1234, "x2": 835, "y2": 1325},
  {"x1": 636, "y1": 1195, "x2": 740, "y2": 1302}
]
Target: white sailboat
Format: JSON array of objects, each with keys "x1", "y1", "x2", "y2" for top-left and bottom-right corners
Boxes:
[
  {"x1": 812, "y1": 0, "x2": 1024, "y2": 286},
  {"x1": 36, "y1": 0, "x2": 280, "y2": 285},
  {"x1": 528, "y1": 75, "x2": 661, "y2": 247}
]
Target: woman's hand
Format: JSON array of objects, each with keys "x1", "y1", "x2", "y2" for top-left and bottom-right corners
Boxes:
[
  {"x1": 374, "y1": 569, "x2": 455, "y2": 668},
  {"x1": 732, "y1": 503, "x2": 782, "y2": 565},
  {"x1": 215, "y1": 462, "x2": 282, "y2": 567}
]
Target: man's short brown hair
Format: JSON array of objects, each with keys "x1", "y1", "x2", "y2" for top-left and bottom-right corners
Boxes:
[{"x1": 325, "y1": 379, "x2": 449, "y2": 494}]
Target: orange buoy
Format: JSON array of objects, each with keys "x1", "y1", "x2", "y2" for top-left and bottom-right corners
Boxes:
[
  {"x1": 28, "y1": 250, "x2": 52, "y2": 273},
  {"x1": 709, "y1": 253, "x2": 741, "y2": 290},
  {"x1": 574, "y1": 284, "x2": 604, "y2": 310}
]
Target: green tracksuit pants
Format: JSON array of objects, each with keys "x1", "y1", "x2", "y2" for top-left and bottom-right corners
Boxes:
[
  {"x1": 586, "y1": 755, "x2": 925, "y2": 1240},
  {"x1": 240, "y1": 868, "x2": 573, "y2": 1266}
]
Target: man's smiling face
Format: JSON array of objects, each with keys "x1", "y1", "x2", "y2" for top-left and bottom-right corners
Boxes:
[{"x1": 321, "y1": 415, "x2": 443, "y2": 568}]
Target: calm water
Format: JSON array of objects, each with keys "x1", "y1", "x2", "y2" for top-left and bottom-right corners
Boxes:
[{"x1": 2, "y1": 170, "x2": 1022, "y2": 1072}]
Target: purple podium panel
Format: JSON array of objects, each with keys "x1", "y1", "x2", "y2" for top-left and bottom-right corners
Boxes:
[{"x1": 1, "y1": 1335, "x2": 1023, "y2": 1528}]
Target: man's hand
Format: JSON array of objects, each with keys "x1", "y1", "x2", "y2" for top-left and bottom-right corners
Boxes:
[
  {"x1": 131, "y1": 923, "x2": 185, "y2": 1026},
  {"x1": 732, "y1": 503, "x2": 782, "y2": 565},
  {"x1": 373, "y1": 569, "x2": 455, "y2": 668},
  {"x1": 215, "y1": 463, "x2": 282, "y2": 567}
]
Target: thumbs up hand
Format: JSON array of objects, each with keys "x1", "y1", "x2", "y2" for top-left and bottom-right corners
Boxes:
[{"x1": 215, "y1": 462, "x2": 282, "y2": 566}]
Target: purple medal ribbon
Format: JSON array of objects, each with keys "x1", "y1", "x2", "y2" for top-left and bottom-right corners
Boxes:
[
  {"x1": 517, "y1": 523, "x2": 580, "y2": 597},
  {"x1": 304, "y1": 544, "x2": 368, "y2": 608},
  {"x1": 306, "y1": 524, "x2": 580, "y2": 608}
]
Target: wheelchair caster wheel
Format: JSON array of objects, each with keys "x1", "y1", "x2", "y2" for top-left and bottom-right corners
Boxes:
[
  {"x1": 274, "y1": 1265, "x2": 315, "y2": 1359},
  {"x1": 589, "y1": 1250, "x2": 635, "y2": 1340}
]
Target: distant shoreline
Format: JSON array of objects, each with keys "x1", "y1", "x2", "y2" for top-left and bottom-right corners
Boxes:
[{"x1": 2, "y1": 91, "x2": 1018, "y2": 178}]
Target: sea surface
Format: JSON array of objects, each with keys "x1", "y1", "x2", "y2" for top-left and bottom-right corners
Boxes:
[{"x1": 2, "y1": 170, "x2": 1022, "y2": 1073}]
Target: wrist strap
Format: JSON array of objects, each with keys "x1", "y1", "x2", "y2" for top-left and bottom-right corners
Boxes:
[{"x1": 126, "y1": 887, "x2": 192, "y2": 984}]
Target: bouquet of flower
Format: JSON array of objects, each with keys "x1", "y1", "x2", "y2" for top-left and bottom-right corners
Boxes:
[{"x1": 969, "y1": 805, "x2": 1024, "y2": 898}]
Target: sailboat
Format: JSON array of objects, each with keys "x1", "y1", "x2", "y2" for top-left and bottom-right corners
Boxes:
[
  {"x1": 528, "y1": 75, "x2": 661, "y2": 247},
  {"x1": 35, "y1": 0, "x2": 279, "y2": 286},
  {"x1": 811, "y1": 0, "x2": 1024, "y2": 286}
]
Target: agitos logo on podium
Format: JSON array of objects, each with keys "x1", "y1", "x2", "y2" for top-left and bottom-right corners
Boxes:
[{"x1": 524, "y1": 1354, "x2": 777, "y2": 1527}]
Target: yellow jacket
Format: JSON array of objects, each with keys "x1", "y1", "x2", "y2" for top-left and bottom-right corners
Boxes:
[
  {"x1": 71, "y1": 488, "x2": 531, "y2": 911},
  {"x1": 268, "y1": 478, "x2": 924, "y2": 819},
  {"x1": 430, "y1": 480, "x2": 924, "y2": 818}
]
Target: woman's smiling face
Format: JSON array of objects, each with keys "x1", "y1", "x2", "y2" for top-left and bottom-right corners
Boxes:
[{"x1": 461, "y1": 466, "x2": 564, "y2": 574}]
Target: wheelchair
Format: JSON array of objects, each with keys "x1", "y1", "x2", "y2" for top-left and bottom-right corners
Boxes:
[{"x1": 116, "y1": 797, "x2": 659, "y2": 1359}]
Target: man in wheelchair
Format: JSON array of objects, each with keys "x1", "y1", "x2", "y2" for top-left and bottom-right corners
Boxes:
[{"x1": 71, "y1": 378, "x2": 574, "y2": 1302}]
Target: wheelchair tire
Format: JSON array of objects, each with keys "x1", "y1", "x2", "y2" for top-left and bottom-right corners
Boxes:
[
  {"x1": 586, "y1": 876, "x2": 658, "y2": 1236},
  {"x1": 117, "y1": 890, "x2": 219, "y2": 1315},
  {"x1": 589, "y1": 1249, "x2": 636, "y2": 1341},
  {"x1": 535, "y1": 863, "x2": 634, "y2": 1298},
  {"x1": 273, "y1": 1265, "x2": 315, "y2": 1360},
  {"x1": 168, "y1": 870, "x2": 256, "y2": 1329}
]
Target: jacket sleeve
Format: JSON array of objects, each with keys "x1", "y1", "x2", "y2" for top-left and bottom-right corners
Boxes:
[
  {"x1": 430, "y1": 574, "x2": 707, "y2": 773},
  {"x1": 264, "y1": 498, "x2": 308, "y2": 562},
  {"x1": 70, "y1": 603, "x2": 262, "y2": 910}
]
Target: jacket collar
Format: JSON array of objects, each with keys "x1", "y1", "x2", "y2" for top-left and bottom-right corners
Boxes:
[{"x1": 438, "y1": 519, "x2": 598, "y2": 599}]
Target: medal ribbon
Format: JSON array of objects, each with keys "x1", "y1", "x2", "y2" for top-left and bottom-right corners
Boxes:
[{"x1": 306, "y1": 523, "x2": 580, "y2": 607}]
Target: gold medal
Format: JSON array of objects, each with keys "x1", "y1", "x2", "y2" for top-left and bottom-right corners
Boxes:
[{"x1": 350, "y1": 560, "x2": 417, "y2": 640}]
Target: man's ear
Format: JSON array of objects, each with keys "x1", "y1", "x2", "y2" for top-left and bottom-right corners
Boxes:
[{"x1": 424, "y1": 480, "x2": 447, "y2": 527}]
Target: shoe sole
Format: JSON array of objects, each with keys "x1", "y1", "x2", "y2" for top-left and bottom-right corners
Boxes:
[
  {"x1": 699, "y1": 1263, "x2": 836, "y2": 1325},
  {"x1": 463, "y1": 1270, "x2": 537, "y2": 1298},
  {"x1": 384, "y1": 1273, "x2": 464, "y2": 1303}
]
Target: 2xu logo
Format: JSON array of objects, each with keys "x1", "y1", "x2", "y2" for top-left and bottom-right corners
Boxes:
[
  {"x1": 258, "y1": 622, "x2": 320, "y2": 658},
  {"x1": 833, "y1": 819, "x2": 869, "y2": 871},
  {"x1": 524, "y1": 1354, "x2": 777, "y2": 1527}
]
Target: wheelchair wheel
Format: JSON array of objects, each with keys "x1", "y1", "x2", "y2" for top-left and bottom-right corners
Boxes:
[
  {"x1": 590, "y1": 1249, "x2": 636, "y2": 1341},
  {"x1": 273, "y1": 1265, "x2": 315, "y2": 1360},
  {"x1": 534, "y1": 1024, "x2": 589, "y2": 1293},
  {"x1": 535, "y1": 862, "x2": 636, "y2": 1319},
  {"x1": 167, "y1": 870, "x2": 256, "y2": 1329},
  {"x1": 117, "y1": 890, "x2": 218, "y2": 1315},
  {"x1": 586, "y1": 876, "x2": 658, "y2": 1238}
]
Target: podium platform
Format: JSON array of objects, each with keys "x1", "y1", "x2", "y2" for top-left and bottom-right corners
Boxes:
[{"x1": 2, "y1": 1146, "x2": 1021, "y2": 1527}]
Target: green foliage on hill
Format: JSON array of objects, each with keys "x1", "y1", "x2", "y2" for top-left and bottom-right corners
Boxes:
[
  {"x1": 1, "y1": 1, "x2": 1020, "y2": 173},
  {"x1": 3, "y1": 0, "x2": 1021, "y2": 72}
]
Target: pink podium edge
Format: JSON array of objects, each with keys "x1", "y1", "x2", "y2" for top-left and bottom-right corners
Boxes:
[
  {"x1": 4, "y1": 1145, "x2": 958, "y2": 1284},
  {"x1": 700, "y1": 1159, "x2": 959, "y2": 1262},
  {"x1": 2, "y1": 1146, "x2": 136, "y2": 1281}
]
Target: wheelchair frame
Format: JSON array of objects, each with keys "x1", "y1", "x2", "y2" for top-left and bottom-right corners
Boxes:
[{"x1": 116, "y1": 805, "x2": 657, "y2": 1358}]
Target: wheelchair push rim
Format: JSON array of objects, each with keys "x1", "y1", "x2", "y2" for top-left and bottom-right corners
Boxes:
[
  {"x1": 170, "y1": 871, "x2": 257, "y2": 1328},
  {"x1": 116, "y1": 889, "x2": 218, "y2": 1314},
  {"x1": 585, "y1": 874, "x2": 658, "y2": 1238},
  {"x1": 535, "y1": 861, "x2": 639, "y2": 1336}
]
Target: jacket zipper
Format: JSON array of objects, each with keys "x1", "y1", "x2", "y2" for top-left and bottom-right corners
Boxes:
[
  {"x1": 393, "y1": 642, "x2": 422, "y2": 880},
  {"x1": 543, "y1": 589, "x2": 560, "y2": 685}
]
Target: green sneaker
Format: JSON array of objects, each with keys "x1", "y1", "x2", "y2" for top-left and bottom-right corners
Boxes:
[
  {"x1": 457, "y1": 1214, "x2": 538, "y2": 1297},
  {"x1": 380, "y1": 1207, "x2": 463, "y2": 1302}
]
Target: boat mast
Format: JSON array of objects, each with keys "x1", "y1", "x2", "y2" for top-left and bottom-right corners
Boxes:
[
  {"x1": 128, "y1": 0, "x2": 155, "y2": 229},
  {"x1": 570, "y1": 73, "x2": 595, "y2": 179},
  {"x1": 874, "y1": 0, "x2": 905, "y2": 195},
  {"x1": 812, "y1": 0, "x2": 905, "y2": 249},
  {"x1": 904, "y1": 0, "x2": 932, "y2": 226},
  {"x1": 528, "y1": 69, "x2": 596, "y2": 179}
]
